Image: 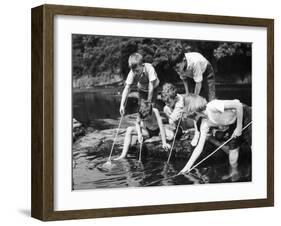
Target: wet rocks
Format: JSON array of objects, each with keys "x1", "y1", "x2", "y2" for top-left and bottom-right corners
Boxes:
[
  {"x1": 73, "y1": 113, "x2": 196, "y2": 161},
  {"x1": 73, "y1": 118, "x2": 86, "y2": 142}
]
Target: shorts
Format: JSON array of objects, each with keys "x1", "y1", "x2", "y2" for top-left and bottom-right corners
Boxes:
[
  {"x1": 215, "y1": 105, "x2": 252, "y2": 149},
  {"x1": 146, "y1": 127, "x2": 160, "y2": 138},
  {"x1": 175, "y1": 126, "x2": 183, "y2": 140}
]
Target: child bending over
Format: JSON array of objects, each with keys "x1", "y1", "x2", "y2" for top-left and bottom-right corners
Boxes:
[
  {"x1": 114, "y1": 101, "x2": 172, "y2": 160},
  {"x1": 119, "y1": 53, "x2": 160, "y2": 116},
  {"x1": 170, "y1": 51, "x2": 216, "y2": 101},
  {"x1": 178, "y1": 94, "x2": 251, "y2": 175}
]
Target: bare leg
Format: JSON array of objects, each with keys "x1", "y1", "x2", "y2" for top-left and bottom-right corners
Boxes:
[
  {"x1": 191, "y1": 120, "x2": 200, "y2": 146},
  {"x1": 229, "y1": 148, "x2": 239, "y2": 168},
  {"x1": 222, "y1": 148, "x2": 240, "y2": 181},
  {"x1": 114, "y1": 126, "x2": 136, "y2": 160}
]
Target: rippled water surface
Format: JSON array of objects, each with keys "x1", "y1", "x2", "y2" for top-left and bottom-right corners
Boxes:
[
  {"x1": 72, "y1": 88, "x2": 252, "y2": 190},
  {"x1": 73, "y1": 143, "x2": 251, "y2": 190}
]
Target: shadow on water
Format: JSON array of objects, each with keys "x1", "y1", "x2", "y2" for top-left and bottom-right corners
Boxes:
[{"x1": 73, "y1": 91, "x2": 125, "y2": 130}]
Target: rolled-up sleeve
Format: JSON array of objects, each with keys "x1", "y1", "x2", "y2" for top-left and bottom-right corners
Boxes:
[
  {"x1": 146, "y1": 64, "x2": 157, "y2": 82},
  {"x1": 125, "y1": 70, "x2": 134, "y2": 85}
]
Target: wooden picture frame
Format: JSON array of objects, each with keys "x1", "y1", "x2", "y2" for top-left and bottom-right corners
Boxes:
[{"x1": 31, "y1": 4, "x2": 274, "y2": 221}]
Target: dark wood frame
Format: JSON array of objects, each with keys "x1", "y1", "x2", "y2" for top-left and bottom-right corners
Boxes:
[{"x1": 31, "y1": 4, "x2": 274, "y2": 221}]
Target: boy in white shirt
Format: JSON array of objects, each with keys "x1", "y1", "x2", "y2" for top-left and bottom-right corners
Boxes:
[
  {"x1": 178, "y1": 94, "x2": 252, "y2": 179},
  {"x1": 171, "y1": 52, "x2": 216, "y2": 102},
  {"x1": 119, "y1": 53, "x2": 160, "y2": 116}
]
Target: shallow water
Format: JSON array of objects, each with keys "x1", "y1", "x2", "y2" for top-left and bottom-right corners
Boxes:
[
  {"x1": 72, "y1": 87, "x2": 252, "y2": 190},
  {"x1": 72, "y1": 143, "x2": 252, "y2": 190},
  {"x1": 73, "y1": 85, "x2": 251, "y2": 129}
]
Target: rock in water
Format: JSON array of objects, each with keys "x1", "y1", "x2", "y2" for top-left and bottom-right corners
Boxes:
[
  {"x1": 73, "y1": 118, "x2": 86, "y2": 141},
  {"x1": 100, "y1": 161, "x2": 116, "y2": 171}
]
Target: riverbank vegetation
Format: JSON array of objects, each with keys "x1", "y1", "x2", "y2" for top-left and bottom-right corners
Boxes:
[{"x1": 72, "y1": 35, "x2": 252, "y2": 88}]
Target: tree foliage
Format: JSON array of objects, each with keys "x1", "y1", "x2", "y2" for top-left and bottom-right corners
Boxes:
[{"x1": 72, "y1": 34, "x2": 252, "y2": 86}]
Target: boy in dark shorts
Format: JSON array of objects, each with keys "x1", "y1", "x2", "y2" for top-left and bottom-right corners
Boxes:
[{"x1": 119, "y1": 53, "x2": 160, "y2": 116}]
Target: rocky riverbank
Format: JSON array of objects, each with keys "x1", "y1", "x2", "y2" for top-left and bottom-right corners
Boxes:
[{"x1": 72, "y1": 113, "x2": 197, "y2": 163}]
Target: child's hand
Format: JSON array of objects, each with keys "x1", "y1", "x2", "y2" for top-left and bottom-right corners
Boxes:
[
  {"x1": 119, "y1": 106, "x2": 125, "y2": 116},
  {"x1": 162, "y1": 143, "x2": 171, "y2": 151},
  {"x1": 138, "y1": 136, "x2": 143, "y2": 144},
  {"x1": 232, "y1": 126, "x2": 242, "y2": 138},
  {"x1": 178, "y1": 167, "x2": 190, "y2": 175}
]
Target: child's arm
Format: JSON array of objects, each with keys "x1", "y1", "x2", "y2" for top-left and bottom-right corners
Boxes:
[
  {"x1": 147, "y1": 81, "x2": 154, "y2": 102},
  {"x1": 153, "y1": 108, "x2": 171, "y2": 151},
  {"x1": 135, "y1": 116, "x2": 143, "y2": 143},
  {"x1": 120, "y1": 84, "x2": 130, "y2": 115},
  {"x1": 146, "y1": 64, "x2": 158, "y2": 102},
  {"x1": 179, "y1": 120, "x2": 209, "y2": 174},
  {"x1": 193, "y1": 64, "x2": 203, "y2": 95},
  {"x1": 182, "y1": 79, "x2": 189, "y2": 95},
  {"x1": 168, "y1": 96, "x2": 184, "y2": 125},
  {"x1": 163, "y1": 105, "x2": 172, "y2": 118},
  {"x1": 194, "y1": 82, "x2": 202, "y2": 95},
  {"x1": 224, "y1": 100, "x2": 243, "y2": 137}
]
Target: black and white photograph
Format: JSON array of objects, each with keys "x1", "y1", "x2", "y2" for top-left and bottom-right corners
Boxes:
[{"x1": 72, "y1": 34, "x2": 252, "y2": 190}]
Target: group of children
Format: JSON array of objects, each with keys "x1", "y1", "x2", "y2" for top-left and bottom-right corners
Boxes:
[{"x1": 114, "y1": 52, "x2": 252, "y2": 175}]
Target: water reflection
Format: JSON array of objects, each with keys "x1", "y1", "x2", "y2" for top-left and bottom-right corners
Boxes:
[
  {"x1": 72, "y1": 88, "x2": 251, "y2": 190},
  {"x1": 73, "y1": 145, "x2": 251, "y2": 190}
]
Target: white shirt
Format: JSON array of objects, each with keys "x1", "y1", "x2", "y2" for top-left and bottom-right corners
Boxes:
[
  {"x1": 163, "y1": 94, "x2": 184, "y2": 125},
  {"x1": 206, "y1": 100, "x2": 237, "y2": 126},
  {"x1": 125, "y1": 63, "x2": 159, "y2": 92},
  {"x1": 184, "y1": 52, "x2": 209, "y2": 83}
]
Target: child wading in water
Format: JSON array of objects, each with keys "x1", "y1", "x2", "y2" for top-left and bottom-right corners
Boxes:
[
  {"x1": 114, "y1": 101, "x2": 172, "y2": 160},
  {"x1": 179, "y1": 94, "x2": 251, "y2": 178}
]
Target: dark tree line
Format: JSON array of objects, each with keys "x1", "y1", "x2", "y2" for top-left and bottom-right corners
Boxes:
[{"x1": 72, "y1": 34, "x2": 252, "y2": 86}]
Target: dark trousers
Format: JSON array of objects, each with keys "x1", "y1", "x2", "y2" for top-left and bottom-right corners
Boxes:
[
  {"x1": 185, "y1": 63, "x2": 216, "y2": 101},
  {"x1": 201, "y1": 63, "x2": 216, "y2": 101}
]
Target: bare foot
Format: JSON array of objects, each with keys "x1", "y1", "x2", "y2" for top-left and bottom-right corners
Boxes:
[
  {"x1": 113, "y1": 155, "x2": 125, "y2": 161},
  {"x1": 222, "y1": 168, "x2": 240, "y2": 182}
]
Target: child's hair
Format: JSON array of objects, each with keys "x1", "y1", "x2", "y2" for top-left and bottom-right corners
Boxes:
[
  {"x1": 168, "y1": 49, "x2": 185, "y2": 67},
  {"x1": 128, "y1": 53, "x2": 143, "y2": 69},
  {"x1": 183, "y1": 94, "x2": 207, "y2": 116},
  {"x1": 138, "y1": 100, "x2": 152, "y2": 119},
  {"x1": 161, "y1": 83, "x2": 177, "y2": 103}
]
